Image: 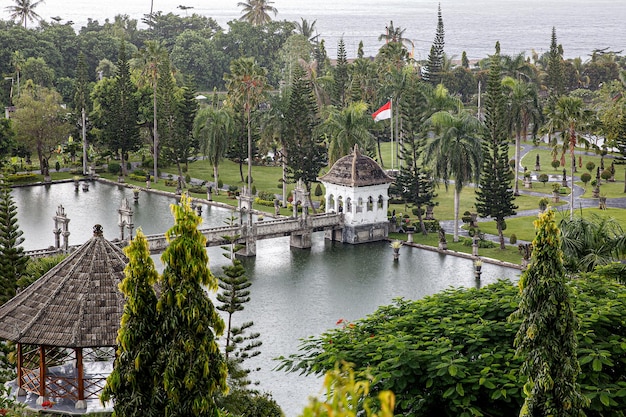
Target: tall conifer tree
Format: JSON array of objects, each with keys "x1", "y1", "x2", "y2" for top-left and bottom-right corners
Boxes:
[
  {"x1": 546, "y1": 27, "x2": 565, "y2": 97},
  {"x1": 475, "y1": 42, "x2": 517, "y2": 249},
  {"x1": 333, "y1": 38, "x2": 349, "y2": 107},
  {"x1": 101, "y1": 229, "x2": 160, "y2": 417},
  {"x1": 0, "y1": 181, "x2": 27, "y2": 305},
  {"x1": 424, "y1": 3, "x2": 445, "y2": 85},
  {"x1": 283, "y1": 66, "x2": 327, "y2": 211},
  {"x1": 512, "y1": 210, "x2": 587, "y2": 416}
]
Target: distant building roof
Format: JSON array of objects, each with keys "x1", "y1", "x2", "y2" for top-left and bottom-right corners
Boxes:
[
  {"x1": 319, "y1": 146, "x2": 394, "y2": 187},
  {"x1": 0, "y1": 225, "x2": 127, "y2": 348}
]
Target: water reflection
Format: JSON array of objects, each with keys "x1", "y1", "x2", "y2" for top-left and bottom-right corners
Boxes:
[{"x1": 13, "y1": 182, "x2": 521, "y2": 416}]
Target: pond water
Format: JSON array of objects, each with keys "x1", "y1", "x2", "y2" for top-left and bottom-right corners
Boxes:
[{"x1": 12, "y1": 182, "x2": 521, "y2": 416}]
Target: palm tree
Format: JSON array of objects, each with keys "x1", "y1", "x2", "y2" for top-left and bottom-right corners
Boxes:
[
  {"x1": 426, "y1": 110, "x2": 483, "y2": 242},
  {"x1": 225, "y1": 57, "x2": 268, "y2": 193},
  {"x1": 502, "y1": 76, "x2": 542, "y2": 195},
  {"x1": 378, "y1": 20, "x2": 414, "y2": 49},
  {"x1": 559, "y1": 214, "x2": 626, "y2": 272},
  {"x1": 294, "y1": 18, "x2": 318, "y2": 42},
  {"x1": 317, "y1": 101, "x2": 374, "y2": 165},
  {"x1": 5, "y1": 0, "x2": 45, "y2": 28},
  {"x1": 134, "y1": 40, "x2": 167, "y2": 183},
  {"x1": 237, "y1": 0, "x2": 277, "y2": 26},
  {"x1": 194, "y1": 106, "x2": 235, "y2": 194},
  {"x1": 549, "y1": 96, "x2": 594, "y2": 219}
]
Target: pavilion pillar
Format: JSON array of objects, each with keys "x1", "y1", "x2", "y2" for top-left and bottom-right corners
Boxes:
[
  {"x1": 75, "y1": 348, "x2": 86, "y2": 409},
  {"x1": 35, "y1": 345, "x2": 47, "y2": 405},
  {"x1": 16, "y1": 343, "x2": 26, "y2": 396}
]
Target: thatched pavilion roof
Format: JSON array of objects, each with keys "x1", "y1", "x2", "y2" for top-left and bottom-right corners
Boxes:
[
  {"x1": 319, "y1": 146, "x2": 394, "y2": 187},
  {"x1": 0, "y1": 225, "x2": 127, "y2": 348}
]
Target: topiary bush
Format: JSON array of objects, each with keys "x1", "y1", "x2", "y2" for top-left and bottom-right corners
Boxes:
[
  {"x1": 585, "y1": 161, "x2": 595, "y2": 173},
  {"x1": 580, "y1": 172, "x2": 591, "y2": 186},
  {"x1": 551, "y1": 160, "x2": 561, "y2": 170},
  {"x1": 509, "y1": 234, "x2": 517, "y2": 244},
  {"x1": 107, "y1": 162, "x2": 121, "y2": 175}
]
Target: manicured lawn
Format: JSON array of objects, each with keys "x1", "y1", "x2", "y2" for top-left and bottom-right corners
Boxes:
[
  {"x1": 388, "y1": 231, "x2": 523, "y2": 265},
  {"x1": 476, "y1": 207, "x2": 626, "y2": 243}
]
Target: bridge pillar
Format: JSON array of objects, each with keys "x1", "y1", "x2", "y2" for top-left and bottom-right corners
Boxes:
[
  {"x1": 237, "y1": 224, "x2": 257, "y2": 257},
  {"x1": 290, "y1": 231, "x2": 312, "y2": 249}
]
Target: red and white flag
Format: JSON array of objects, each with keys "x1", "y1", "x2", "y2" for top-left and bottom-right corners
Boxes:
[{"x1": 372, "y1": 101, "x2": 391, "y2": 122}]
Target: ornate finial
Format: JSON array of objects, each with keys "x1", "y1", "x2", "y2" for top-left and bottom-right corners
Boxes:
[{"x1": 93, "y1": 224, "x2": 103, "y2": 237}]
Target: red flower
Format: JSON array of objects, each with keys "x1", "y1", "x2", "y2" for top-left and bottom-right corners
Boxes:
[
  {"x1": 0, "y1": 408, "x2": 8, "y2": 416},
  {"x1": 41, "y1": 400, "x2": 53, "y2": 408},
  {"x1": 336, "y1": 318, "x2": 344, "y2": 325}
]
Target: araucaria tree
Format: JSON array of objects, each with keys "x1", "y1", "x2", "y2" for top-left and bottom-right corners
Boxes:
[
  {"x1": 0, "y1": 181, "x2": 28, "y2": 305},
  {"x1": 423, "y1": 3, "x2": 445, "y2": 85},
  {"x1": 93, "y1": 42, "x2": 141, "y2": 177},
  {"x1": 283, "y1": 65, "x2": 327, "y2": 211},
  {"x1": 511, "y1": 209, "x2": 587, "y2": 416},
  {"x1": 101, "y1": 229, "x2": 160, "y2": 417},
  {"x1": 156, "y1": 194, "x2": 228, "y2": 417},
  {"x1": 476, "y1": 43, "x2": 517, "y2": 249},
  {"x1": 546, "y1": 27, "x2": 565, "y2": 98}
]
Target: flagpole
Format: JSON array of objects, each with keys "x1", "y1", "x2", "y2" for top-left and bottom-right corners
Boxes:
[{"x1": 390, "y1": 98, "x2": 394, "y2": 171}]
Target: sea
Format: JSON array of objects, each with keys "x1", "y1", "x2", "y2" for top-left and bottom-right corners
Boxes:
[{"x1": 23, "y1": 0, "x2": 626, "y2": 60}]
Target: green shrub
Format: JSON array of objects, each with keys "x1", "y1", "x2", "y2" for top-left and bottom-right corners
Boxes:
[
  {"x1": 185, "y1": 174, "x2": 191, "y2": 184},
  {"x1": 55, "y1": 161, "x2": 61, "y2": 172},
  {"x1": 600, "y1": 169, "x2": 612, "y2": 181},
  {"x1": 509, "y1": 234, "x2": 517, "y2": 244},
  {"x1": 580, "y1": 172, "x2": 591, "y2": 185},
  {"x1": 133, "y1": 169, "x2": 147, "y2": 177},
  {"x1": 218, "y1": 179, "x2": 224, "y2": 189},
  {"x1": 107, "y1": 162, "x2": 121, "y2": 175},
  {"x1": 252, "y1": 185, "x2": 257, "y2": 195},
  {"x1": 538, "y1": 173, "x2": 549, "y2": 184},
  {"x1": 254, "y1": 197, "x2": 275, "y2": 207},
  {"x1": 142, "y1": 158, "x2": 153, "y2": 169},
  {"x1": 6, "y1": 173, "x2": 38, "y2": 184},
  {"x1": 314, "y1": 183, "x2": 323, "y2": 197},
  {"x1": 257, "y1": 190, "x2": 275, "y2": 201},
  {"x1": 551, "y1": 160, "x2": 561, "y2": 169},
  {"x1": 585, "y1": 161, "x2": 595, "y2": 172},
  {"x1": 228, "y1": 185, "x2": 238, "y2": 193}
]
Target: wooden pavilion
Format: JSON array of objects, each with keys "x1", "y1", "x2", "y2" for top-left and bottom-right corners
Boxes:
[{"x1": 0, "y1": 224, "x2": 126, "y2": 410}]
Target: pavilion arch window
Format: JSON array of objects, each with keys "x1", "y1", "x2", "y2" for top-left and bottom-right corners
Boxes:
[{"x1": 367, "y1": 196, "x2": 374, "y2": 211}]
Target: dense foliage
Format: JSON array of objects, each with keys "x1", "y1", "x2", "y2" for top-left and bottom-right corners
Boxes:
[{"x1": 278, "y1": 273, "x2": 626, "y2": 417}]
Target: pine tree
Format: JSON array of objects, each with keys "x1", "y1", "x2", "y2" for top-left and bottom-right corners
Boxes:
[
  {"x1": 156, "y1": 194, "x2": 227, "y2": 417},
  {"x1": 97, "y1": 41, "x2": 141, "y2": 176},
  {"x1": 101, "y1": 229, "x2": 160, "y2": 417},
  {"x1": 283, "y1": 66, "x2": 327, "y2": 211},
  {"x1": 333, "y1": 38, "x2": 349, "y2": 107},
  {"x1": 475, "y1": 43, "x2": 517, "y2": 249},
  {"x1": 461, "y1": 51, "x2": 469, "y2": 69},
  {"x1": 512, "y1": 210, "x2": 588, "y2": 416},
  {"x1": 546, "y1": 27, "x2": 565, "y2": 97},
  {"x1": 423, "y1": 3, "x2": 445, "y2": 85},
  {"x1": 0, "y1": 181, "x2": 28, "y2": 305}
]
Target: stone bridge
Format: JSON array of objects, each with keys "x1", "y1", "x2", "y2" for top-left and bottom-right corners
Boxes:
[
  {"x1": 26, "y1": 212, "x2": 344, "y2": 258},
  {"x1": 144, "y1": 212, "x2": 344, "y2": 256}
]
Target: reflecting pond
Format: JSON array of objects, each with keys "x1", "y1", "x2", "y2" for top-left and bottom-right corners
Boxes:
[{"x1": 12, "y1": 182, "x2": 521, "y2": 416}]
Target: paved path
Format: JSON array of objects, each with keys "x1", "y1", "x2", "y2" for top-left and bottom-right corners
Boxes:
[{"x1": 439, "y1": 144, "x2": 626, "y2": 245}]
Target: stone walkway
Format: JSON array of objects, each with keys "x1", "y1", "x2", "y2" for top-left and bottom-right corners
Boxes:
[{"x1": 439, "y1": 144, "x2": 626, "y2": 244}]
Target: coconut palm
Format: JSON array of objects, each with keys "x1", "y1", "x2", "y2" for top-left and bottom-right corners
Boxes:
[
  {"x1": 225, "y1": 57, "x2": 268, "y2": 192},
  {"x1": 378, "y1": 20, "x2": 414, "y2": 49},
  {"x1": 426, "y1": 110, "x2": 483, "y2": 242},
  {"x1": 502, "y1": 76, "x2": 542, "y2": 195},
  {"x1": 294, "y1": 18, "x2": 318, "y2": 42},
  {"x1": 237, "y1": 0, "x2": 277, "y2": 26},
  {"x1": 5, "y1": 0, "x2": 45, "y2": 28},
  {"x1": 194, "y1": 106, "x2": 235, "y2": 194},
  {"x1": 134, "y1": 40, "x2": 168, "y2": 183},
  {"x1": 548, "y1": 95, "x2": 594, "y2": 219},
  {"x1": 317, "y1": 101, "x2": 374, "y2": 165}
]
